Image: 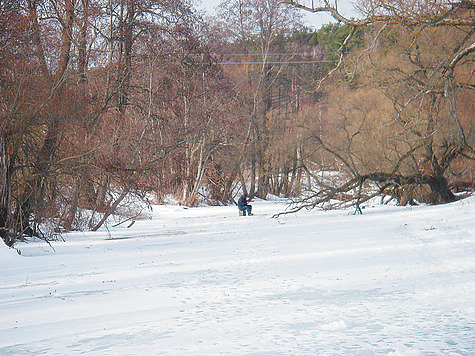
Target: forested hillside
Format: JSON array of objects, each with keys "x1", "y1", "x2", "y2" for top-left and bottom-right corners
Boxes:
[{"x1": 1, "y1": 0, "x2": 473, "y2": 245}]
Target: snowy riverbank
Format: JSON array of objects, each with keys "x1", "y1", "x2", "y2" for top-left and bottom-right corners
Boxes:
[{"x1": 1, "y1": 196, "x2": 474, "y2": 355}]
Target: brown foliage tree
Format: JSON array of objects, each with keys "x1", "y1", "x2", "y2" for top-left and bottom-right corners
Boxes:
[{"x1": 283, "y1": 0, "x2": 474, "y2": 212}]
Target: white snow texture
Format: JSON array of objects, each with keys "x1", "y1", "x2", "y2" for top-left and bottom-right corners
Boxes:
[{"x1": 1, "y1": 196, "x2": 474, "y2": 355}]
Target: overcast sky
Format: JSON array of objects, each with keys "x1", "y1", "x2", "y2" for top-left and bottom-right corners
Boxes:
[{"x1": 195, "y1": 0, "x2": 358, "y2": 30}]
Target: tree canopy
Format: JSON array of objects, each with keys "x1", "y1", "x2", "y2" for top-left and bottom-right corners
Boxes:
[{"x1": 1, "y1": 0, "x2": 473, "y2": 246}]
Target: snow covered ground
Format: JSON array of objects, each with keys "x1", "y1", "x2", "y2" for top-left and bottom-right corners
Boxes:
[{"x1": 1, "y1": 196, "x2": 474, "y2": 355}]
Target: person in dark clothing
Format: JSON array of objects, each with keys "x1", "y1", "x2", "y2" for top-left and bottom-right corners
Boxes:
[{"x1": 238, "y1": 193, "x2": 253, "y2": 216}]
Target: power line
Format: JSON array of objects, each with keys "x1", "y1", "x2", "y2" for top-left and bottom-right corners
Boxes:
[
  {"x1": 218, "y1": 60, "x2": 335, "y2": 65},
  {"x1": 218, "y1": 53, "x2": 325, "y2": 56}
]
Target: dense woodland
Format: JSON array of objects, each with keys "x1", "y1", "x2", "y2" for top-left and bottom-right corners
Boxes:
[{"x1": 0, "y1": 0, "x2": 473, "y2": 245}]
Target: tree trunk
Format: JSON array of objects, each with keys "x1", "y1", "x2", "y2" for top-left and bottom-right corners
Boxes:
[
  {"x1": 118, "y1": 0, "x2": 135, "y2": 112},
  {"x1": 428, "y1": 176, "x2": 456, "y2": 204},
  {"x1": 181, "y1": 95, "x2": 191, "y2": 205},
  {"x1": 91, "y1": 186, "x2": 130, "y2": 231},
  {"x1": 78, "y1": 0, "x2": 89, "y2": 97},
  {"x1": 256, "y1": 62, "x2": 272, "y2": 199},
  {"x1": 286, "y1": 148, "x2": 299, "y2": 197},
  {"x1": 249, "y1": 154, "x2": 256, "y2": 196},
  {"x1": 63, "y1": 176, "x2": 81, "y2": 231},
  {"x1": 293, "y1": 147, "x2": 303, "y2": 196},
  {"x1": 0, "y1": 133, "x2": 12, "y2": 245},
  {"x1": 55, "y1": 0, "x2": 74, "y2": 83},
  {"x1": 187, "y1": 136, "x2": 206, "y2": 206},
  {"x1": 95, "y1": 176, "x2": 109, "y2": 211},
  {"x1": 238, "y1": 165, "x2": 248, "y2": 197},
  {"x1": 27, "y1": 0, "x2": 50, "y2": 82}
]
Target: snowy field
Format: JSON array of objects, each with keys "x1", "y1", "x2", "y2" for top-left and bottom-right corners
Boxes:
[{"x1": 1, "y1": 196, "x2": 474, "y2": 355}]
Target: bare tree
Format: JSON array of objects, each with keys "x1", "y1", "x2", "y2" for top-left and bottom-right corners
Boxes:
[
  {"x1": 282, "y1": 0, "x2": 474, "y2": 212},
  {"x1": 0, "y1": 0, "x2": 203, "y2": 244},
  {"x1": 217, "y1": 0, "x2": 304, "y2": 198}
]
